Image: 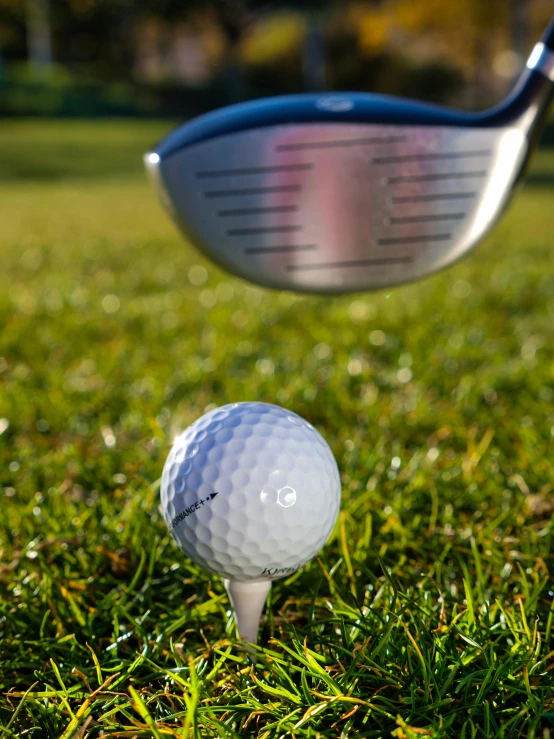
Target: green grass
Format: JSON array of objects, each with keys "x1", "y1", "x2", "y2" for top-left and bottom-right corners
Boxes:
[{"x1": 0, "y1": 119, "x2": 553, "y2": 739}]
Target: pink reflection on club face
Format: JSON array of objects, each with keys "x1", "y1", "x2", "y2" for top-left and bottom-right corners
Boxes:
[
  {"x1": 267, "y1": 126, "x2": 360, "y2": 272},
  {"x1": 231, "y1": 121, "x2": 497, "y2": 291},
  {"x1": 256, "y1": 125, "x2": 452, "y2": 280}
]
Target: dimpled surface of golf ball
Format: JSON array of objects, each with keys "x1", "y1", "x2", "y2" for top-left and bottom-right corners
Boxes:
[{"x1": 161, "y1": 402, "x2": 341, "y2": 582}]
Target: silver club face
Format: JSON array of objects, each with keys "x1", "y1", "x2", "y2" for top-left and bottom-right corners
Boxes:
[{"x1": 147, "y1": 122, "x2": 527, "y2": 293}]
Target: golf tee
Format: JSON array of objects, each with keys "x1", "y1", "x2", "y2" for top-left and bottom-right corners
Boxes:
[{"x1": 224, "y1": 579, "x2": 272, "y2": 654}]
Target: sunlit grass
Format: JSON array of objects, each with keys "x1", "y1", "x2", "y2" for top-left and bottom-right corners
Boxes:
[{"x1": 0, "y1": 120, "x2": 553, "y2": 738}]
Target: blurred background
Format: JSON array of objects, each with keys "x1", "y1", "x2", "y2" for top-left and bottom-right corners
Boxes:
[
  {"x1": 1, "y1": 6, "x2": 554, "y2": 734},
  {"x1": 1, "y1": 0, "x2": 553, "y2": 118}
]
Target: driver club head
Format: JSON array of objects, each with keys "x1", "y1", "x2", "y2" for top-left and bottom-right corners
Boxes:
[{"x1": 145, "y1": 18, "x2": 554, "y2": 294}]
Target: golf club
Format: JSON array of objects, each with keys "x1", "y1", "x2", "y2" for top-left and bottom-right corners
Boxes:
[{"x1": 145, "y1": 18, "x2": 554, "y2": 294}]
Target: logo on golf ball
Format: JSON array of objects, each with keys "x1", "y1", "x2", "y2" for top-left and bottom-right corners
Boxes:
[
  {"x1": 261, "y1": 564, "x2": 303, "y2": 579},
  {"x1": 170, "y1": 492, "x2": 219, "y2": 529}
]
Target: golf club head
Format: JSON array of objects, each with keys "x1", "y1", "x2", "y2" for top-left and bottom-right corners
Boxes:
[{"x1": 145, "y1": 19, "x2": 554, "y2": 295}]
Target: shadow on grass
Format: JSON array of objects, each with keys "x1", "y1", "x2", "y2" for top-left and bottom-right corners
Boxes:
[
  {"x1": 526, "y1": 122, "x2": 554, "y2": 187},
  {"x1": 538, "y1": 121, "x2": 554, "y2": 147},
  {"x1": 526, "y1": 171, "x2": 554, "y2": 186}
]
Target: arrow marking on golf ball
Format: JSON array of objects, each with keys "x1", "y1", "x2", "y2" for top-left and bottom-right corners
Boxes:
[{"x1": 170, "y1": 492, "x2": 219, "y2": 530}]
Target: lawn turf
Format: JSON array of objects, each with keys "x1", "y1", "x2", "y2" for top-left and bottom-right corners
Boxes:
[{"x1": 0, "y1": 119, "x2": 553, "y2": 738}]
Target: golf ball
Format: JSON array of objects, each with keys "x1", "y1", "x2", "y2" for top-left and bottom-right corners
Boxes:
[{"x1": 160, "y1": 402, "x2": 341, "y2": 582}]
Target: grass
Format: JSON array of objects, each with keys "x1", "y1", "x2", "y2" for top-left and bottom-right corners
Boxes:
[{"x1": 0, "y1": 118, "x2": 553, "y2": 739}]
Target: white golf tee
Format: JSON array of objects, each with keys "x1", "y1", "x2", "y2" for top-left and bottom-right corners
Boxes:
[{"x1": 224, "y1": 579, "x2": 272, "y2": 655}]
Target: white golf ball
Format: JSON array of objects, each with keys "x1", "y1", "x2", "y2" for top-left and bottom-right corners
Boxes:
[{"x1": 160, "y1": 402, "x2": 341, "y2": 582}]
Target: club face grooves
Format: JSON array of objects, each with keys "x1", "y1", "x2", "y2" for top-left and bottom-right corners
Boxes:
[
  {"x1": 244, "y1": 244, "x2": 318, "y2": 255},
  {"x1": 373, "y1": 149, "x2": 492, "y2": 163},
  {"x1": 391, "y1": 193, "x2": 477, "y2": 203},
  {"x1": 275, "y1": 135, "x2": 407, "y2": 151},
  {"x1": 387, "y1": 213, "x2": 465, "y2": 224},
  {"x1": 196, "y1": 163, "x2": 314, "y2": 178},
  {"x1": 218, "y1": 205, "x2": 299, "y2": 217},
  {"x1": 204, "y1": 184, "x2": 302, "y2": 198},
  {"x1": 149, "y1": 120, "x2": 528, "y2": 293}
]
